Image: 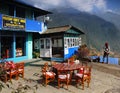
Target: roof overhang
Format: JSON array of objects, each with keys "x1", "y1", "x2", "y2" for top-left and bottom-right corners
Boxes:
[
  {"x1": 41, "y1": 25, "x2": 85, "y2": 35},
  {"x1": 1, "y1": 0, "x2": 52, "y2": 16}
]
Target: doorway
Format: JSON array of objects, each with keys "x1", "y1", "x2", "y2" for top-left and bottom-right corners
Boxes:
[
  {"x1": 40, "y1": 38, "x2": 52, "y2": 57},
  {"x1": 52, "y1": 37, "x2": 64, "y2": 58},
  {"x1": 39, "y1": 37, "x2": 64, "y2": 58}
]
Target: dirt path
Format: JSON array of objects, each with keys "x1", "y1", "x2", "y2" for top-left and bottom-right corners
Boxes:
[{"x1": 91, "y1": 62, "x2": 120, "y2": 77}]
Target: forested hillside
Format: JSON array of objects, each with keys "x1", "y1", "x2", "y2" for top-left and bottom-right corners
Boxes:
[{"x1": 47, "y1": 11, "x2": 120, "y2": 55}]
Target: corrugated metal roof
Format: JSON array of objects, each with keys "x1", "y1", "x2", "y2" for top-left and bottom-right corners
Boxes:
[{"x1": 42, "y1": 25, "x2": 85, "y2": 34}]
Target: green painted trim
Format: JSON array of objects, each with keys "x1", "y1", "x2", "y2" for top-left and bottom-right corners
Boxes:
[{"x1": 65, "y1": 29, "x2": 80, "y2": 34}]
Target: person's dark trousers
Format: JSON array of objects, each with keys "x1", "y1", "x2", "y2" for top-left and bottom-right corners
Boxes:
[{"x1": 103, "y1": 55, "x2": 109, "y2": 64}]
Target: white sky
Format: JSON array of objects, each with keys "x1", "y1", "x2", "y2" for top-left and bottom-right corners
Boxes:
[{"x1": 18, "y1": 0, "x2": 108, "y2": 13}]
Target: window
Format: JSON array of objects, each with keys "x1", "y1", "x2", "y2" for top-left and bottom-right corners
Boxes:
[
  {"x1": 70, "y1": 38, "x2": 72, "y2": 47},
  {"x1": 9, "y1": 5, "x2": 14, "y2": 16},
  {"x1": 79, "y1": 37, "x2": 81, "y2": 46},
  {"x1": 46, "y1": 39, "x2": 50, "y2": 49},
  {"x1": 16, "y1": 6, "x2": 25, "y2": 18},
  {"x1": 1, "y1": 36, "x2": 13, "y2": 58},
  {"x1": 40, "y1": 39, "x2": 44, "y2": 49},
  {"x1": 34, "y1": 39, "x2": 39, "y2": 49},
  {"x1": 73, "y1": 38, "x2": 75, "y2": 46},
  {"x1": 58, "y1": 39, "x2": 62, "y2": 47},
  {"x1": 68, "y1": 39, "x2": 70, "y2": 47},
  {"x1": 0, "y1": 3, "x2": 9, "y2": 15},
  {"x1": 64, "y1": 38, "x2": 67, "y2": 48},
  {"x1": 0, "y1": 32, "x2": 27, "y2": 58},
  {"x1": 75, "y1": 38, "x2": 77, "y2": 46},
  {"x1": 64, "y1": 37, "x2": 80, "y2": 48},
  {"x1": 16, "y1": 36, "x2": 26, "y2": 57}
]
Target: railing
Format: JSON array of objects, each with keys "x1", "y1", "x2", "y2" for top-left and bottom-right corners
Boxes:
[{"x1": 91, "y1": 56, "x2": 119, "y2": 65}]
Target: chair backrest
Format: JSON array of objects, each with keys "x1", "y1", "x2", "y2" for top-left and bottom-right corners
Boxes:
[
  {"x1": 5, "y1": 61, "x2": 16, "y2": 69},
  {"x1": 75, "y1": 66, "x2": 91, "y2": 90},
  {"x1": 16, "y1": 62, "x2": 24, "y2": 69},
  {"x1": 58, "y1": 70, "x2": 68, "y2": 76},
  {"x1": 84, "y1": 66, "x2": 91, "y2": 76},
  {"x1": 78, "y1": 66, "x2": 91, "y2": 74},
  {"x1": 51, "y1": 61, "x2": 57, "y2": 67},
  {"x1": 68, "y1": 57, "x2": 75, "y2": 63},
  {"x1": 41, "y1": 63, "x2": 56, "y2": 86},
  {"x1": 58, "y1": 70, "x2": 72, "y2": 80},
  {"x1": 78, "y1": 66, "x2": 84, "y2": 74},
  {"x1": 43, "y1": 62, "x2": 49, "y2": 71},
  {"x1": 41, "y1": 66, "x2": 47, "y2": 74},
  {"x1": 57, "y1": 70, "x2": 72, "y2": 89},
  {"x1": 44, "y1": 62, "x2": 48, "y2": 66}
]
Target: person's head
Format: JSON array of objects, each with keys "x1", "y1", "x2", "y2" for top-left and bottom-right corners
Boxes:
[{"x1": 105, "y1": 42, "x2": 108, "y2": 48}]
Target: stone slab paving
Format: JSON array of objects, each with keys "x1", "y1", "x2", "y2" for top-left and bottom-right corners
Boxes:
[{"x1": 1, "y1": 60, "x2": 120, "y2": 93}]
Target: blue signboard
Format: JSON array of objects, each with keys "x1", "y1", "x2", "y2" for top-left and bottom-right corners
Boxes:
[{"x1": 26, "y1": 19, "x2": 42, "y2": 32}]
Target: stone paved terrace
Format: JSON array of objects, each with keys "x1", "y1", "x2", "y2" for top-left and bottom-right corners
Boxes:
[{"x1": 1, "y1": 59, "x2": 120, "y2": 93}]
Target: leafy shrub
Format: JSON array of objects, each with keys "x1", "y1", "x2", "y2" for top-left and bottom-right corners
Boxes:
[
  {"x1": 78, "y1": 44, "x2": 90, "y2": 59},
  {"x1": 33, "y1": 51, "x2": 40, "y2": 58}
]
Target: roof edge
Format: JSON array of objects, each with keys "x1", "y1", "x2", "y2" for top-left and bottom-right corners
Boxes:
[
  {"x1": 1, "y1": 0, "x2": 52, "y2": 15},
  {"x1": 48, "y1": 25, "x2": 85, "y2": 34}
]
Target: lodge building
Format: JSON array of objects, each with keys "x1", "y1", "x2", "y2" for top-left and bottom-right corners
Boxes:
[
  {"x1": 0, "y1": 0, "x2": 51, "y2": 62},
  {"x1": 0, "y1": 0, "x2": 85, "y2": 62}
]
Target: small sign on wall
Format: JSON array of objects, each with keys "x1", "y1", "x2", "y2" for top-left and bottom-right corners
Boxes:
[{"x1": 2, "y1": 15, "x2": 25, "y2": 30}]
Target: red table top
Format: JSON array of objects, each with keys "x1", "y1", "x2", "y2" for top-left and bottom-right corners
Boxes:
[{"x1": 53, "y1": 63, "x2": 82, "y2": 71}]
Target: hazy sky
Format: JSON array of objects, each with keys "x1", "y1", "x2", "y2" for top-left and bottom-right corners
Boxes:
[{"x1": 17, "y1": 0, "x2": 120, "y2": 14}]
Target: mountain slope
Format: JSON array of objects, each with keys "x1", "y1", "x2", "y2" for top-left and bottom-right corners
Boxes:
[
  {"x1": 47, "y1": 11, "x2": 120, "y2": 53},
  {"x1": 97, "y1": 11, "x2": 120, "y2": 31}
]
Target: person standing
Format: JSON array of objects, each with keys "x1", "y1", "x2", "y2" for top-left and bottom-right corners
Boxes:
[{"x1": 103, "y1": 42, "x2": 110, "y2": 64}]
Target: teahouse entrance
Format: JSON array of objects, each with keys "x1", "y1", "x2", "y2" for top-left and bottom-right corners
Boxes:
[
  {"x1": 39, "y1": 25, "x2": 85, "y2": 62},
  {"x1": 40, "y1": 36, "x2": 64, "y2": 58},
  {"x1": 40, "y1": 38, "x2": 52, "y2": 58}
]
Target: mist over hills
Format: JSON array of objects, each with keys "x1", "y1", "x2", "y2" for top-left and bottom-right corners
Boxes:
[
  {"x1": 46, "y1": 8, "x2": 120, "y2": 55},
  {"x1": 97, "y1": 11, "x2": 120, "y2": 32}
]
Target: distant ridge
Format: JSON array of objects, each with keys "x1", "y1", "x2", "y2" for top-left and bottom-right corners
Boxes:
[{"x1": 47, "y1": 10, "x2": 120, "y2": 55}]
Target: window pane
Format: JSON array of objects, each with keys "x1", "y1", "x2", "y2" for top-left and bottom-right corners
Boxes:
[
  {"x1": 75, "y1": 38, "x2": 77, "y2": 46},
  {"x1": 16, "y1": 6, "x2": 25, "y2": 18},
  {"x1": 40, "y1": 39, "x2": 44, "y2": 49},
  {"x1": 58, "y1": 39, "x2": 62, "y2": 47},
  {"x1": 34, "y1": 39, "x2": 39, "y2": 49},
  {"x1": 16, "y1": 36, "x2": 26, "y2": 57},
  {"x1": 68, "y1": 39, "x2": 70, "y2": 47},
  {"x1": 1, "y1": 36, "x2": 13, "y2": 58},
  {"x1": 73, "y1": 38, "x2": 75, "y2": 46},
  {"x1": 46, "y1": 39, "x2": 50, "y2": 49},
  {"x1": 9, "y1": 5, "x2": 14, "y2": 16},
  {"x1": 70, "y1": 38, "x2": 72, "y2": 47}
]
